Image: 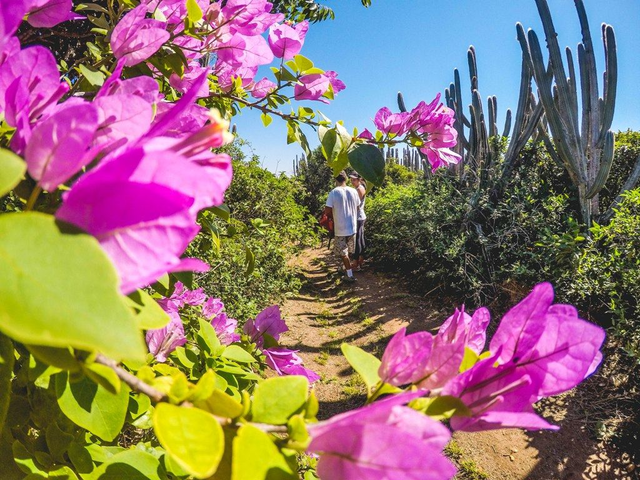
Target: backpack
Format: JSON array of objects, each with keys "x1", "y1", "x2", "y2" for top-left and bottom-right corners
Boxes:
[{"x1": 318, "y1": 211, "x2": 334, "y2": 238}]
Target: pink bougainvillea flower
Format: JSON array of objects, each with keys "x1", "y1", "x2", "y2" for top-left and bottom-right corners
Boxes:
[
  {"x1": 325, "y1": 70, "x2": 346, "y2": 93},
  {"x1": 268, "y1": 20, "x2": 308, "y2": 59},
  {"x1": 93, "y1": 93, "x2": 154, "y2": 148},
  {"x1": 294, "y1": 74, "x2": 330, "y2": 104},
  {"x1": 110, "y1": 5, "x2": 170, "y2": 67},
  {"x1": 215, "y1": 32, "x2": 274, "y2": 68},
  {"x1": 264, "y1": 347, "x2": 320, "y2": 383},
  {"x1": 308, "y1": 391, "x2": 456, "y2": 480},
  {"x1": 421, "y1": 146, "x2": 462, "y2": 172},
  {"x1": 437, "y1": 306, "x2": 490, "y2": 355},
  {"x1": 97, "y1": 59, "x2": 161, "y2": 105},
  {"x1": 1, "y1": 1, "x2": 26, "y2": 56},
  {"x1": 170, "y1": 281, "x2": 207, "y2": 307},
  {"x1": 170, "y1": 62, "x2": 210, "y2": 99},
  {"x1": 144, "y1": 0, "x2": 209, "y2": 25},
  {"x1": 221, "y1": 0, "x2": 284, "y2": 36},
  {"x1": 146, "y1": 308, "x2": 187, "y2": 362},
  {"x1": 25, "y1": 0, "x2": 83, "y2": 28},
  {"x1": 55, "y1": 147, "x2": 213, "y2": 293},
  {"x1": 25, "y1": 102, "x2": 99, "y2": 191},
  {"x1": 358, "y1": 128, "x2": 374, "y2": 140},
  {"x1": 379, "y1": 327, "x2": 434, "y2": 386},
  {"x1": 250, "y1": 78, "x2": 276, "y2": 99},
  {"x1": 373, "y1": 107, "x2": 409, "y2": 136},
  {"x1": 202, "y1": 297, "x2": 225, "y2": 319},
  {"x1": 210, "y1": 312, "x2": 241, "y2": 345},
  {"x1": 0, "y1": 45, "x2": 69, "y2": 126},
  {"x1": 215, "y1": 62, "x2": 257, "y2": 92},
  {"x1": 442, "y1": 283, "x2": 605, "y2": 432},
  {"x1": 243, "y1": 305, "x2": 288, "y2": 347}
]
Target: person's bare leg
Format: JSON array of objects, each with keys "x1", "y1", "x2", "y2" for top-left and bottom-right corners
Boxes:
[{"x1": 341, "y1": 255, "x2": 352, "y2": 271}]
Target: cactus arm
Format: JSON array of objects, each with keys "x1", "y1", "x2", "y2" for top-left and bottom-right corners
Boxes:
[
  {"x1": 599, "y1": 24, "x2": 617, "y2": 144},
  {"x1": 468, "y1": 47, "x2": 479, "y2": 91},
  {"x1": 565, "y1": 47, "x2": 579, "y2": 121},
  {"x1": 534, "y1": 0, "x2": 580, "y2": 141},
  {"x1": 587, "y1": 130, "x2": 614, "y2": 199},
  {"x1": 577, "y1": 43, "x2": 592, "y2": 153},
  {"x1": 397, "y1": 91, "x2": 407, "y2": 113},
  {"x1": 528, "y1": 29, "x2": 585, "y2": 184},
  {"x1": 488, "y1": 96, "x2": 498, "y2": 138},
  {"x1": 502, "y1": 109, "x2": 512, "y2": 138}
]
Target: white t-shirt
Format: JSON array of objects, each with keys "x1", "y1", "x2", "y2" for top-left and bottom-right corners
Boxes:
[
  {"x1": 356, "y1": 185, "x2": 366, "y2": 221},
  {"x1": 326, "y1": 186, "x2": 360, "y2": 237}
]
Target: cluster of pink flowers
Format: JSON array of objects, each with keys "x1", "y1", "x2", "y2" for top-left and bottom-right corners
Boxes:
[
  {"x1": 367, "y1": 94, "x2": 462, "y2": 171},
  {"x1": 244, "y1": 305, "x2": 320, "y2": 382},
  {"x1": 147, "y1": 282, "x2": 240, "y2": 362},
  {"x1": 306, "y1": 283, "x2": 605, "y2": 479},
  {"x1": 107, "y1": 0, "x2": 345, "y2": 103},
  {"x1": 146, "y1": 288, "x2": 320, "y2": 382}
]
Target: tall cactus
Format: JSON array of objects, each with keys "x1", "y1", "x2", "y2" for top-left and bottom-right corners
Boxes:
[
  {"x1": 444, "y1": 44, "x2": 544, "y2": 188},
  {"x1": 519, "y1": 0, "x2": 619, "y2": 227}
]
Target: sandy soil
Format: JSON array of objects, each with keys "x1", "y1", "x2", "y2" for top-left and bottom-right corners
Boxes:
[{"x1": 278, "y1": 246, "x2": 637, "y2": 480}]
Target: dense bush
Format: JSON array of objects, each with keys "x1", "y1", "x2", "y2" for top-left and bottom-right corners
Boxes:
[
  {"x1": 189, "y1": 149, "x2": 317, "y2": 321},
  {"x1": 367, "y1": 144, "x2": 576, "y2": 306},
  {"x1": 600, "y1": 130, "x2": 640, "y2": 209},
  {"x1": 295, "y1": 147, "x2": 334, "y2": 217}
]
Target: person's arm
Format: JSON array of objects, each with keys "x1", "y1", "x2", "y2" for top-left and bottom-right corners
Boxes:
[{"x1": 357, "y1": 185, "x2": 366, "y2": 201}]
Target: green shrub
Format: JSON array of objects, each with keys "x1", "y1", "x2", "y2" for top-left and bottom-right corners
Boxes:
[
  {"x1": 600, "y1": 130, "x2": 640, "y2": 209},
  {"x1": 188, "y1": 155, "x2": 317, "y2": 321},
  {"x1": 381, "y1": 163, "x2": 418, "y2": 188}
]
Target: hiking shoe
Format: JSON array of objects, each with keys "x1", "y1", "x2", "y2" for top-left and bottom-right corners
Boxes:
[{"x1": 345, "y1": 276, "x2": 357, "y2": 283}]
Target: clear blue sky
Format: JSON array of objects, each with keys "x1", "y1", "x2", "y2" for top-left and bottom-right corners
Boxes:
[{"x1": 232, "y1": 0, "x2": 640, "y2": 174}]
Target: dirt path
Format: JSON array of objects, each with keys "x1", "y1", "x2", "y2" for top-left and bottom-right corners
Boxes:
[{"x1": 279, "y1": 246, "x2": 635, "y2": 480}]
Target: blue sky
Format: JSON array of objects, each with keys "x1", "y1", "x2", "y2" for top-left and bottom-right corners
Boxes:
[{"x1": 232, "y1": 0, "x2": 640, "y2": 173}]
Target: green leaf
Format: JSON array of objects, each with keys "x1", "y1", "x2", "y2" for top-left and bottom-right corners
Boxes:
[
  {"x1": 0, "y1": 334, "x2": 14, "y2": 430},
  {"x1": 410, "y1": 396, "x2": 471, "y2": 421},
  {"x1": 195, "y1": 389, "x2": 244, "y2": 419},
  {"x1": 221, "y1": 345, "x2": 256, "y2": 364},
  {"x1": 231, "y1": 425, "x2": 297, "y2": 480},
  {"x1": 459, "y1": 347, "x2": 479, "y2": 373},
  {"x1": 197, "y1": 318, "x2": 222, "y2": 355},
  {"x1": 88, "y1": 450, "x2": 166, "y2": 480},
  {"x1": 260, "y1": 113, "x2": 272, "y2": 127},
  {"x1": 12, "y1": 440, "x2": 47, "y2": 475},
  {"x1": 0, "y1": 213, "x2": 145, "y2": 362},
  {"x1": 186, "y1": 0, "x2": 203, "y2": 22},
  {"x1": 347, "y1": 144, "x2": 386, "y2": 186},
  {"x1": 55, "y1": 372, "x2": 130, "y2": 441},
  {"x1": 153, "y1": 403, "x2": 224, "y2": 479},
  {"x1": 340, "y1": 343, "x2": 380, "y2": 392},
  {"x1": 78, "y1": 64, "x2": 105, "y2": 87},
  {"x1": 251, "y1": 376, "x2": 308, "y2": 425},
  {"x1": 45, "y1": 423, "x2": 74, "y2": 463},
  {"x1": 244, "y1": 247, "x2": 255, "y2": 276},
  {"x1": 335, "y1": 123, "x2": 353, "y2": 151},
  {"x1": 293, "y1": 55, "x2": 314, "y2": 73},
  {"x1": 81, "y1": 362, "x2": 121, "y2": 395},
  {"x1": 26, "y1": 345, "x2": 80, "y2": 372},
  {"x1": 127, "y1": 290, "x2": 170, "y2": 330},
  {"x1": 0, "y1": 149, "x2": 26, "y2": 197}
]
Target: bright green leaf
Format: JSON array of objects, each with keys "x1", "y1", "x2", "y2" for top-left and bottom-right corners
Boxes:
[
  {"x1": 340, "y1": 343, "x2": 380, "y2": 391},
  {"x1": 221, "y1": 345, "x2": 256, "y2": 364},
  {"x1": 153, "y1": 403, "x2": 224, "y2": 479},
  {"x1": 0, "y1": 213, "x2": 145, "y2": 362},
  {"x1": 293, "y1": 55, "x2": 313, "y2": 73},
  {"x1": 55, "y1": 372, "x2": 130, "y2": 442},
  {"x1": 88, "y1": 450, "x2": 166, "y2": 480},
  {"x1": 260, "y1": 113, "x2": 272, "y2": 127},
  {"x1": 186, "y1": 0, "x2": 203, "y2": 22},
  {"x1": 195, "y1": 389, "x2": 244, "y2": 419},
  {"x1": 347, "y1": 144, "x2": 386, "y2": 186},
  {"x1": 127, "y1": 290, "x2": 170, "y2": 330},
  {"x1": 27, "y1": 345, "x2": 80, "y2": 372},
  {"x1": 410, "y1": 395, "x2": 471, "y2": 421},
  {"x1": 81, "y1": 362, "x2": 121, "y2": 395},
  {"x1": 78, "y1": 64, "x2": 105, "y2": 87},
  {"x1": 0, "y1": 149, "x2": 25, "y2": 197},
  {"x1": 231, "y1": 425, "x2": 297, "y2": 480},
  {"x1": 244, "y1": 247, "x2": 255, "y2": 276},
  {"x1": 251, "y1": 376, "x2": 308, "y2": 425}
]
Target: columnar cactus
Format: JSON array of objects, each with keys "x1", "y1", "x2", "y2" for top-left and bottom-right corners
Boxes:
[
  {"x1": 519, "y1": 0, "x2": 626, "y2": 226},
  {"x1": 444, "y1": 44, "x2": 544, "y2": 188}
]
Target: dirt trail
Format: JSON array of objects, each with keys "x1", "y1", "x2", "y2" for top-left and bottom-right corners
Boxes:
[{"x1": 279, "y1": 246, "x2": 634, "y2": 480}]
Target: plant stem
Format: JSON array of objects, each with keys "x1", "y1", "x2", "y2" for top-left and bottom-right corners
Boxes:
[
  {"x1": 25, "y1": 186, "x2": 42, "y2": 211},
  {"x1": 94, "y1": 353, "x2": 288, "y2": 433}
]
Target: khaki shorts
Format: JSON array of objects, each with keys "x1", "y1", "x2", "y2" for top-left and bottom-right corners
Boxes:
[{"x1": 334, "y1": 235, "x2": 355, "y2": 258}]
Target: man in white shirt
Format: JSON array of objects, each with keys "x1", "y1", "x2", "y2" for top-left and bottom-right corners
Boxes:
[{"x1": 324, "y1": 171, "x2": 361, "y2": 281}]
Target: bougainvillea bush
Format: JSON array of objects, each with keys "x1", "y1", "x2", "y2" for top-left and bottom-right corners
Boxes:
[{"x1": 0, "y1": 1, "x2": 607, "y2": 478}]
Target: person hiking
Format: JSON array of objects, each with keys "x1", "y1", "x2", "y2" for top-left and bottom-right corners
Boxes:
[
  {"x1": 323, "y1": 170, "x2": 360, "y2": 282},
  {"x1": 349, "y1": 172, "x2": 367, "y2": 271}
]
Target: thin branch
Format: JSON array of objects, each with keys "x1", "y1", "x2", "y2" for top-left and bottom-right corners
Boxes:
[{"x1": 94, "y1": 353, "x2": 289, "y2": 433}]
